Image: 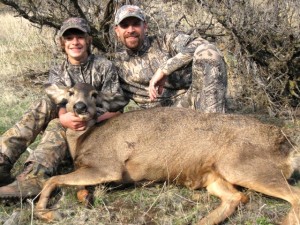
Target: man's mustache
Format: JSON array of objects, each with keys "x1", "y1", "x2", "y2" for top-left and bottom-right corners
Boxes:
[{"x1": 124, "y1": 33, "x2": 139, "y2": 38}]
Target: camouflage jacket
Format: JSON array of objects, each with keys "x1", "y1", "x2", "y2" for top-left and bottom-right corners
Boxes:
[
  {"x1": 48, "y1": 54, "x2": 128, "y2": 113},
  {"x1": 114, "y1": 33, "x2": 210, "y2": 107}
]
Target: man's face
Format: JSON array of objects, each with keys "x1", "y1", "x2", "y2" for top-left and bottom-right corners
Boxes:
[
  {"x1": 115, "y1": 17, "x2": 147, "y2": 50},
  {"x1": 62, "y1": 30, "x2": 91, "y2": 64}
]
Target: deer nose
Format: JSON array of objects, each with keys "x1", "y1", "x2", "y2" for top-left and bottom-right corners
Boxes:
[{"x1": 73, "y1": 101, "x2": 87, "y2": 114}]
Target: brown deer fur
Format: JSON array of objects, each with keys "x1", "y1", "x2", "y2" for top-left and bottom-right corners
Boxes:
[{"x1": 36, "y1": 83, "x2": 300, "y2": 225}]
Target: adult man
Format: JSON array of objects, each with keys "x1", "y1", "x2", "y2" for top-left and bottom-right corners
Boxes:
[
  {"x1": 0, "y1": 17, "x2": 128, "y2": 197},
  {"x1": 114, "y1": 5, "x2": 227, "y2": 112}
]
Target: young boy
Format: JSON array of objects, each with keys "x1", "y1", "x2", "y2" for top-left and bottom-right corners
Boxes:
[{"x1": 0, "y1": 17, "x2": 128, "y2": 197}]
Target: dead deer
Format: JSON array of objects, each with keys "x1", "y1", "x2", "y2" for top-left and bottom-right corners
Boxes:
[{"x1": 35, "y1": 82, "x2": 300, "y2": 225}]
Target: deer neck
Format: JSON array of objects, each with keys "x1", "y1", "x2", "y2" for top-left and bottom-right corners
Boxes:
[{"x1": 66, "y1": 119, "x2": 97, "y2": 159}]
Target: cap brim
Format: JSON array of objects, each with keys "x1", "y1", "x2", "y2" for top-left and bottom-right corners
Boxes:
[
  {"x1": 59, "y1": 26, "x2": 88, "y2": 36},
  {"x1": 116, "y1": 15, "x2": 145, "y2": 25}
]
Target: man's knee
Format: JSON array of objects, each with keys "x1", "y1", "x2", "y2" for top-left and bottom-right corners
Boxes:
[
  {"x1": 193, "y1": 43, "x2": 224, "y2": 63},
  {"x1": 192, "y1": 43, "x2": 227, "y2": 85}
]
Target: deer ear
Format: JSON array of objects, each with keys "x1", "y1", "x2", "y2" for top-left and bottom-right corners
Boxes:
[
  {"x1": 44, "y1": 83, "x2": 69, "y2": 105},
  {"x1": 96, "y1": 92, "x2": 110, "y2": 110},
  {"x1": 96, "y1": 92, "x2": 129, "y2": 112}
]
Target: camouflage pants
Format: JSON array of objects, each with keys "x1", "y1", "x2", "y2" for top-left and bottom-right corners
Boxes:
[
  {"x1": 1, "y1": 98, "x2": 68, "y2": 173},
  {"x1": 25, "y1": 118, "x2": 67, "y2": 171},
  {"x1": 173, "y1": 43, "x2": 227, "y2": 113}
]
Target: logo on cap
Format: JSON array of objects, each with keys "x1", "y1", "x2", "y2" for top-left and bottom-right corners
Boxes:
[{"x1": 115, "y1": 5, "x2": 145, "y2": 25}]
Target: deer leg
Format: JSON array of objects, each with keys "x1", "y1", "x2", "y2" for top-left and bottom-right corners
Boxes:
[
  {"x1": 280, "y1": 186, "x2": 300, "y2": 225},
  {"x1": 35, "y1": 167, "x2": 122, "y2": 222},
  {"x1": 197, "y1": 176, "x2": 248, "y2": 225},
  {"x1": 245, "y1": 179, "x2": 300, "y2": 225},
  {"x1": 77, "y1": 187, "x2": 93, "y2": 207}
]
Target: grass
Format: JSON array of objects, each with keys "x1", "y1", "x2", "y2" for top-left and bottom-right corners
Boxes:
[
  {"x1": 0, "y1": 184, "x2": 293, "y2": 225},
  {"x1": 0, "y1": 12, "x2": 54, "y2": 76},
  {"x1": 0, "y1": 10, "x2": 300, "y2": 225},
  {"x1": 0, "y1": 12, "x2": 54, "y2": 134}
]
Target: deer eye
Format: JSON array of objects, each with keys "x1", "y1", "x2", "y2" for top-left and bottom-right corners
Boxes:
[
  {"x1": 68, "y1": 90, "x2": 74, "y2": 96},
  {"x1": 91, "y1": 92, "x2": 98, "y2": 99}
]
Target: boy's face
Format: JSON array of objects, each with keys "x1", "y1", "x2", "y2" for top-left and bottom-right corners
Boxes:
[
  {"x1": 62, "y1": 29, "x2": 91, "y2": 64},
  {"x1": 114, "y1": 17, "x2": 147, "y2": 51}
]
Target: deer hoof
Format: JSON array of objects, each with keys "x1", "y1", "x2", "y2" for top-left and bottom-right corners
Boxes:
[
  {"x1": 35, "y1": 209, "x2": 62, "y2": 222},
  {"x1": 77, "y1": 188, "x2": 93, "y2": 208}
]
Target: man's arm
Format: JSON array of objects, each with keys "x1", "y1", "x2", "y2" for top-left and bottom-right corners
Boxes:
[
  {"x1": 148, "y1": 68, "x2": 167, "y2": 101},
  {"x1": 149, "y1": 33, "x2": 209, "y2": 100},
  {"x1": 160, "y1": 33, "x2": 209, "y2": 76}
]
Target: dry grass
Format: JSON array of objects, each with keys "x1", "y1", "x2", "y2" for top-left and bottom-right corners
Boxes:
[
  {"x1": 0, "y1": 183, "x2": 292, "y2": 225},
  {"x1": 0, "y1": 10, "x2": 300, "y2": 225},
  {"x1": 0, "y1": 12, "x2": 55, "y2": 77},
  {"x1": 0, "y1": 12, "x2": 55, "y2": 133}
]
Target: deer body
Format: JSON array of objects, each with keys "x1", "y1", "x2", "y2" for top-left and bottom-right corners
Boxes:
[{"x1": 36, "y1": 83, "x2": 300, "y2": 225}]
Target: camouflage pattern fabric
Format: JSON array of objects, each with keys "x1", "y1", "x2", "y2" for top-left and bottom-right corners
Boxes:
[
  {"x1": 58, "y1": 17, "x2": 91, "y2": 37},
  {"x1": 114, "y1": 5, "x2": 145, "y2": 25},
  {"x1": 25, "y1": 118, "x2": 67, "y2": 170},
  {"x1": 115, "y1": 33, "x2": 227, "y2": 113},
  {"x1": 1, "y1": 98, "x2": 58, "y2": 165},
  {"x1": 1, "y1": 54, "x2": 128, "y2": 172},
  {"x1": 48, "y1": 54, "x2": 127, "y2": 115}
]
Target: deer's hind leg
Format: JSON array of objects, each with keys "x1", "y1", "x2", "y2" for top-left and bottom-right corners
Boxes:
[
  {"x1": 244, "y1": 177, "x2": 300, "y2": 225},
  {"x1": 225, "y1": 162, "x2": 300, "y2": 225},
  {"x1": 280, "y1": 185, "x2": 300, "y2": 225},
  {"x1": 35, "y1": 167, "x2": 122, "y2": 222},
  {"x1": 197, "y1": 173, "x2": 248, "y2": 225}
]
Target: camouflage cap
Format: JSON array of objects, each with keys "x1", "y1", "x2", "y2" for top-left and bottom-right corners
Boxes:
[
  {"x1": 115, "y1": 5, "x2": 145, "y2": 25},
  {"x1": 58, "y1": 17, "x2": 90, "y2": 37}
]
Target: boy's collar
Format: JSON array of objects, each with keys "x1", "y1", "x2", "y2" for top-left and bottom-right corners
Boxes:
[{"x1": 66, "y1": 54, "x2": 93, "y2": 66}]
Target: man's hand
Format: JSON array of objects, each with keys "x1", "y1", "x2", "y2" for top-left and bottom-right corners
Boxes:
[
  {"x1": 149, "y1": 68, "x2": 167, "y2": 101},
  {"x1": 59, "y1": 108, "x2": 87, "y2": 131}
]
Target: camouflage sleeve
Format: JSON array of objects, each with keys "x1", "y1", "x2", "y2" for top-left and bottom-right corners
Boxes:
[
  {"x1": 47, "y1": 59, "x2": 66, "y2": 86},
  {"x1": 94, "y1": 60, "x2": 129, "y2": 113},
  {"x1": 44, "y1": 59, "x2": 68, "y2": 109},
  {"x1": 160, "y1": 33, "x2": 209, "y2": 75}
]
